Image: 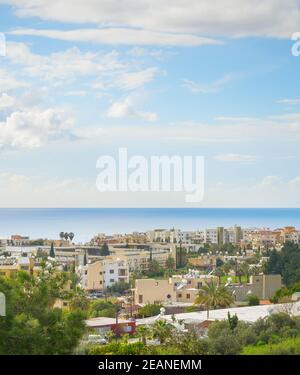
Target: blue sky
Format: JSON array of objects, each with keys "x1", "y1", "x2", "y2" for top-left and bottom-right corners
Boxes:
[{"x1": 1, "y1": 0, "x2": 300, "y2": 207}]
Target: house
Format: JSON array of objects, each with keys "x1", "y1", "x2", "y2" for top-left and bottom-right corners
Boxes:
[
  {"x1": 134, "y1": 271, "x2": 218, "y2": 305},
  {"x1": 227, "y1": 274, "x2": 282, "y2": 302},
  {"x1": 86, "y1": 317, "x2": 136, "y2": 336}
]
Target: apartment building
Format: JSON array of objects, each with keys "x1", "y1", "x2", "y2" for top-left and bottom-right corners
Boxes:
[
  {"x1": 85, "y1": 258, "x2": 129, "y2": 291},
  {"x1": 0, "y1": 256, "x2": 35, "y2": 278},
  {"x1": 204, "y1": 229, "x2": 218, "y2": 244},
  {"x1": 247, "y1": 230, "x2": 281, "y2": 249},
  {"x1": 280, "y1": 226, "x2": 300, "y2": 244},
  {"x1": 108, "y1": 243, "x2": 175, "y2": 271},
  {"x1": 134, "y1": 271, "x2": 218, "y2": 305}
]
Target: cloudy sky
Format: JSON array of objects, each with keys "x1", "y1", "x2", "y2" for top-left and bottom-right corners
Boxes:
[{"x1": 1, "y1": 0, "x2": 300, "y2": 207}]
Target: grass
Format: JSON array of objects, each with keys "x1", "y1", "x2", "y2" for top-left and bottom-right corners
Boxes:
[{"x1": 242, "y1": 336, "x2": 300, "y2": 355}]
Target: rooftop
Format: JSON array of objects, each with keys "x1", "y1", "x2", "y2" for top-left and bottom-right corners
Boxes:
[{"x1": 137, "y1": 302, "x2": 300, "y2": 326}]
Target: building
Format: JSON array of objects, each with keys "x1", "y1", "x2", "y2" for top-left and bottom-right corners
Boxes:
[
  {"x1": 108, "y1": 243, "x2": 175, "y2": 272},
  {"x1": 136, "y1": 302, "x2": 300, "y2": 328},
  {"x1": 0, "y1": 256, "x2": 35, "y2": 278},
  {"x1": 86, "y1": 317, "x2": 136, "y2": 336},
  {"x1": 134, "y1": 271, "x2": 218, "y2": 305},
  {"x1": 85, "y1": 258, "x2": 129, "y2": 291},
  {"x1": 227, "y1": 274, "x2": 282, "y2": 302}
]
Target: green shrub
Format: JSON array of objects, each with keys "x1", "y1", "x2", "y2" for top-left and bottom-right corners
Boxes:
[{"x1": 242, "y1": 336, "x2": 300, "y2": 355}]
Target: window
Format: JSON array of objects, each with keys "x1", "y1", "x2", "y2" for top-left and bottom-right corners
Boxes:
[
  {"x1": 178, "y1": 293, "x2": 182, "y2": 298},
  {"x1": 109, "y1": 269, "x2": 114, "y2": 274},
  {"x1": 110, "y1": 279, "x2": 114, "y2": 283},
  {"x1": 139, "y1": 294, "x2": 143, "y2": 303},
  {"x1": 186, "y1": 294, "x2": 190, "y2": 299}
]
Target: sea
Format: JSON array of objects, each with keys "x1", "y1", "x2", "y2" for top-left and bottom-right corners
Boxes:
[{"x1": 0, "y1": 208, "x2": 299, "y2": 243}]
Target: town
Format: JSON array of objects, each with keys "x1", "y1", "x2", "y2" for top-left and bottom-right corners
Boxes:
[{"x1": 1, "y1": 225, "x2": 300, "y2": 355}]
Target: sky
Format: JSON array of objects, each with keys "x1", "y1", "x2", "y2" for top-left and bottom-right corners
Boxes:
[{"x1": 1, "y1": 1, "x2": 300, "y2": 207}]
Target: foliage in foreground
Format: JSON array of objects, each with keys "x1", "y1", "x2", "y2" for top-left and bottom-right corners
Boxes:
[
  {"x1": 87, "y1": 312, "x2": 300, "y2": 355},
  {"x1": 0, "y1": 267, "x2": 86, "y2": 354},
  {"x1": 242, "y1": 336, "x2": 300, "y2": 355}
]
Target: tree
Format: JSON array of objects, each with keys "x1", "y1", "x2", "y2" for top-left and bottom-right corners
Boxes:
[
  {"x1": 148, "y1": 259, "x2": 161, "y2": 275},
  {"x1": 195, "y1": 281, "x2": 234, "y2": 318},
  {"x1": 222, "y1": 261, "x2": 232, "y2": 276},
  {"x1": 107, "y1": 281, "x2": 130, "y2": 294},
  {"x1": 216, "y1": 258, "x2": 224, "y2": 268},
  {"x1": 68, "y1": 232, "x2": 74, "y2": 242},
  {"x1": 136, "y1": 325, "x2": 151, "y2": 345},
  {"x1": 165, "y1": 255, "x2": 175, "y2": 271},
  {"x1": 151, "y1": 319, "x2": 174, "y2": 344},
  {"x1": 0, "y1": 266, "x2": 86, "y2": 354},
  {"x1": 100, "y1": 243, "x2": 109, "y2": 256},
  {"x1": 64, "y1": 233, "x2": 69, "y2": 241},
  {"x1": 214, "y1": 267, "x2": 224, "y2": 284},
  {"x1": 247, "y1": 294, "x2": 260, "y2": 306},
  {"x1": 83, "y1": 251, "x2": 87, "y2": 266},
  {"x1": 176, "y1": 242, "x2": 187, "y2": 268},
  {"x1": 227, "y1": 312, "x2": 239, "y2": 331},
  {"x1": 88, "y1": 300, "x2": 116, "y2": 318},
  {"x1": 59, "y1": 232, "x2": 65, "y2": 240},
  {"x1": 137, "y1": 303, "x2": 162, "y2": 318},
  {"x1": 49, "y1": 242, "x2": 55, "y2": 258},
  {"x1": 265, "y1": 243, "x2": 300, "y2": 286},
  {"x1": 240, "y1": 262, "x2": 251, "y2": 283}
]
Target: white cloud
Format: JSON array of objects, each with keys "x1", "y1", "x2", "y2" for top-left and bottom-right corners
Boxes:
[
  {"x1": 0, "y1": 108, "x2": 75, "y2": 150},
  {"x1": 288, "y1": 176, "x2": 300, "y2": 188},
  {"x1": 9, "y1": 28, "x2": 221, "y2": 47},
  {"x1": 261, "y1": 175, "x2": 281, "y2": 186},
  {"x1": 5, "y1": 42, "x2": 160, "y2": 94},
  {"x1": 214, "y1": 153, "x2": 258, "y2": 163},
  {"x1": 91, "y1": 67, "x2": 161, "y2": 92},
  {"x1": 1, "y1": 172, "x2": 300, "y2": 207},
  {"x1": 0, "y1": 68, "x2": 28, "y2": 91},
  {"x1": 113, "y1": 67, "x2": 160, "y2": 91},
  {"x1": 0, "y1": 93, "x2": 15, "y2": 109},
  {"x1": 107, "y1": 96, "x2": 157, "y2": 121},
  {"x1": 5, "y1": 0, "x2": 300, "y2": 40},
  {"x1": 277, "y1": 98, "x2": 300, "y2": 105},
  {"x1": 183, "y1": 74, "x2": 231, "y2": 94},
  {"x1": 65, "y1": 90, "x2": 87, "y2": 97},
  {"x1": 6, "y1": 43, "x2": 126, "y2": 83}
]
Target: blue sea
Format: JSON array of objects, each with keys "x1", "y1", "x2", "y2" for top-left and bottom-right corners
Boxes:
[{"x1": 0, "y1": 208, "x2": 300, "y2": 243}]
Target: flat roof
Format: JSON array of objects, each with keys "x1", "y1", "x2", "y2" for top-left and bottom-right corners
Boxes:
[
  {"x1": 137, "y1": 302, "x2": 300, "y2": 326},
  {"x1": 86, "y1": 317, "x2": 133, "y2": 327}
]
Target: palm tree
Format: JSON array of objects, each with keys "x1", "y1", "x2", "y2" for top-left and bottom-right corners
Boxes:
[
  {"x1": 59, "y1": 232, "x2": 65, "y2": 240},
  {"x1": 64, "y1": 232, "x2": 69, "y2": 241},
  {"x1": 240, "y1": 262, "x2": 250, "y2": 283},
  {"x1": 68, "y1": 232, "x2": 74, "y2": 242},
  {"x1": 214, "y1": 267, "x2": 224, "y2": 285},
  {"x1": 195, "y1": 281, "x2": 234, "y2": 319},
  {"x1": 222, "y1": 262, "x2": 232, "y2": 276},
  {"x1": 151, "y1": 319, "x2": 174, "y2": 344},
  {"x1": 136, "y1": 325, "x2": 151, "y2": 345}
]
